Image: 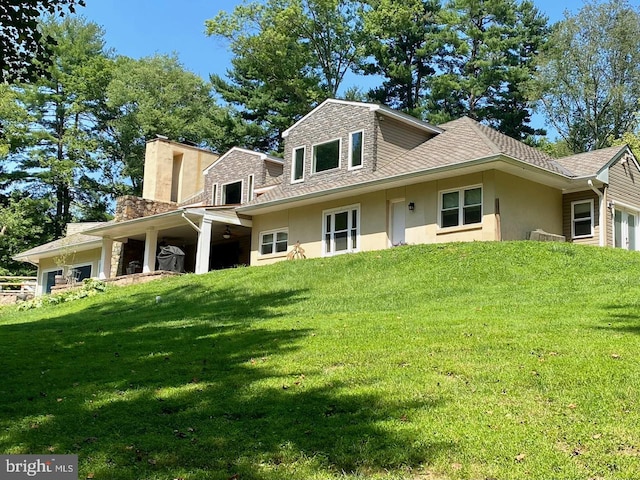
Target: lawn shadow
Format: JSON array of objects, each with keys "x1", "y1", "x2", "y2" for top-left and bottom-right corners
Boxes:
[
  {"x1": 598, "y1": 304, "x2": 640, "y2": 334},
  {"x1": 0, "y1": 282, "x2": 450, "y2": 479}
]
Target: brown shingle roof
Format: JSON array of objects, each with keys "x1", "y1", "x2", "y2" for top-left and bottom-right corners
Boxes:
[
  {"x1": 554, "y1": 145, "x2": 627, "y2": 177},
  {"x1": 13, "y1": 228, "x2": 105, "y2": 261},
  {"x1": 242, "y1": 116, "x2": 624, "y2": 210}
]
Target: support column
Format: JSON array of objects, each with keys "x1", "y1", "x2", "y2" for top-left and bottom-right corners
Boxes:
[
  {"x1": 99, "y1": 237, "x2": 114, "y2": 279},
  {"x1": 195, "y1": 218, "x2": 213, "y2": 274},
  {"x1": 143, "y1": 228, "x2": 158, "y2": 273}
]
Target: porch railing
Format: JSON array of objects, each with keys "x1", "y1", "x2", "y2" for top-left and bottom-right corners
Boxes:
[{"x1": 0, "y1": 276, "x2": 37, "y2": 295}]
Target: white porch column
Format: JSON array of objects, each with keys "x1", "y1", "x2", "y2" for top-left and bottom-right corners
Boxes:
[
  {"x1": 143, "y1": 228, "x2": 158, "y2": 273},
  {"x1": 99, "y1": 237, "x2": 114, "y2": 279},
  {"x1": 195, "y1": 218, "x2": 213, "y2": 274}
]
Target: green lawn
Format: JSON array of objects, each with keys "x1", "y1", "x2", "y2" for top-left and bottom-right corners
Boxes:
[{"x1": 1, "y1": 241, "x2": 640, "y2": 479}]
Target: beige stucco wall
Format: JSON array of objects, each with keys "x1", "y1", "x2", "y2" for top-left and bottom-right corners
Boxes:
[
  {"x1": 494, "y1": 170, "x2": 563, "y2": 240},
  {"x1": 37, "y1": 247, "x2": 102, "y2": 295},
  {"x1": 142, "y1": 140, "x2": 218, "y2": 204},
  {"x1": 250, "y1": 169, "x2": 566, "y2": 265}
]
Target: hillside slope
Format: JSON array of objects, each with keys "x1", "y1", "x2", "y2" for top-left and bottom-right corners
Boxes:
[{"x1": 2, "y1": 242, "x2": 640, "y2": 479}]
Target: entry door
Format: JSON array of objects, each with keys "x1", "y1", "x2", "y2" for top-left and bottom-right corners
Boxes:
[
  {"x1": 390, "y1": 200, "x2": 406, "y2": 246},
  {"x1": 615, "y1": 209, "x2": 637, "y2": 251}
]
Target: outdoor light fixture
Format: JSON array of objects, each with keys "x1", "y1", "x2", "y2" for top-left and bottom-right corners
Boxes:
[
  {"x1": 408, "y1": 202, "x2": 415, "y2": 211},
  {"x1": 223, "y1": 226, "x2": 231, "y2": 239}
]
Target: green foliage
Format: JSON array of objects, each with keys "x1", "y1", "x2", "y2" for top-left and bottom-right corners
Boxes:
[
  {"x1": 4, "y1": 16, "x2": 111, "y2": 238},
  {"x1": 361, "y1": 0, "x2": 441, "y2": 116},
  {"x1": 206, "y1": 0, "x2": 363, "y2": 152},
  {"x1": 425, "y1": 0, "x2": 548, "y2": 139},
  {"x1": 103, "y1": 54, "x2": 231, "y2": 194},
  {"x1": 2, "y1": 242, "x2": 640, "y2": 478},
  {"x1": 613, "y1": 131, "x2": 640, "y2": 160},
  {"x1": 16, "y1": 278, "x2": 107, "y2": 310},
  {"x1": 535, "y1": 0, "x2": 640, "y2": 153},
  {"x1": 0, "y1": 193, "x2": 51, "y2": 275},
  {"x1": 0, "y1": 0, "x2": 85, "y2": 83}
]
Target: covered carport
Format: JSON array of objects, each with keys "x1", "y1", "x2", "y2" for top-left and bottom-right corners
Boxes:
[{"x1": 84, "y1": 207, "x2": 252, "y2": 278}]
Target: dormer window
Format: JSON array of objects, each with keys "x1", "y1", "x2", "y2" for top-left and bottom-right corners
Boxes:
[
  {"x1": 222, "y1": 180, "x2": 242, "y2": 204},
  {"x1": 292, "y1": 146, "x2": 305, "y2": 182},
  {"x1": 349, "y1": 131, "x2": 363, "y2": 169},
  {"x1": 313, "y1": 138, "x2": 341, "y2": 173}
]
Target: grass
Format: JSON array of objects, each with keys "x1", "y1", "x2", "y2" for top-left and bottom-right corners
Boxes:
[{"x1": 1, "y1": 241, "x2": 640, "y2": 479}]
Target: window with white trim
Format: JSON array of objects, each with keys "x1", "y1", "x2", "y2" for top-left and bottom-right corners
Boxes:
[
  {"x1": 260, "y1": 229, "x2": 289, "y2": 255},
  {"x1": 248, "y1": 174, "x2": 254, "y2": 201},
  {"x1": 571, "y1": 199, "x2": 594, "y2": 238},
  {"x1": 440, "y1": 186, "x2": 482, "y2": 228},
  {"x1": 222, "y1": 180, "x2": 242, "y2": 204},
  {"x1": 313, "y1": 139, "x2": 341, "y2": 173},
  {"x1": 211, "y1": 183, "x2": 218, "y2": 205},
  {"x1": 323, "y1": 205, "x2": 359, "y2": 255},
  {"x1": 292, "y1": 146, "x2": 305, "y2": 182},
  {"x1": 349, "y1": 131, "x2": 363, "y2": 169}
]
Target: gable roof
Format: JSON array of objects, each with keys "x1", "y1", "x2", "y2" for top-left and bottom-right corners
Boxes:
[
  {"x1": 375, "y1": 116, "x2": 574, "y2": 177},
  {"x1": 242, "y1": 116, "x2": 589, "y2": 214},
  {"x1": 554, "y1": 145, "x2": 631, "y2": 177},
  {"x1": 204, "y1": 147, "x2": 283, "y2": 174},
  {"x1": 282, "y1": 98, "x2": 443, "y2": 138},
  {"x1": 12, "y1": 226, "x2": 107, "y2": 263}
]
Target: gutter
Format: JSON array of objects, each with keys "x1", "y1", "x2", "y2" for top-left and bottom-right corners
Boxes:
[
  {"x1": 588, "y1": 179, "x2": 605, "y2": 247},
  {"x1": 239, "y1": 154, "x2": 574, "y2": 215}
]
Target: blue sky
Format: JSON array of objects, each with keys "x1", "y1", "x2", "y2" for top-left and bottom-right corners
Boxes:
[
  {"x1": 74, "y1": 0, "x2": 606, "y2": 138},
  {"x1": 77, "y1": 0, "x2": 589, "y2": 83}
]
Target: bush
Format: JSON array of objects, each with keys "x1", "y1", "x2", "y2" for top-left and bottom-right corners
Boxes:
[{"x1": 17, "y1": 278, "x2": 107, "y2": 311}]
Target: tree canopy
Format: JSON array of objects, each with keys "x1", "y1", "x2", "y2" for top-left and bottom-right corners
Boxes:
[
  {"x1": 534, "y1": 0, "x2": 640, "y2": 153},
  {"x1": 0, "y1": 0, "x2": 85, "y2": 83}
]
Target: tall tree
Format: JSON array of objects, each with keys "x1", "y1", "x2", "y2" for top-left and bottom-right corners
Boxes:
[
  {"x1": 4, "y1": 16, "x2": 111, "y2": 238},
  {"x1": 534, "y1": 0, "x2": 640, "y2": 153},
  {"x1": 426, "y1": 0, "x2": 548, "y2": 139},
  {"x1": 361, "y1": 0, "x2": 441, "y2": 116},
  {"x1": 206, "y1": 0, "x2": 363, "y2": 152},
  {"x1": 0, "y1": 193, "x2": 52, "y2": 275},
  {"x1": 102, "y1": 54, "x2": 231, "y2": 195},
  {"x1": 0, "y1": 0, "x2": 85, "y2": 83}
]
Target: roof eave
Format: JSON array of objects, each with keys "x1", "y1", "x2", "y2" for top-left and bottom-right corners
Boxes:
[{"x1": 239, "y1": 154, "x2": 575, "y2": 215}]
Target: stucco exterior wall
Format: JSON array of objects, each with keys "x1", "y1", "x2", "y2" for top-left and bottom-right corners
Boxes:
[
  {"x1": 38, "y1": 248, "x2": 101, "y2": 295},
  {"x1": 250, "y1": 171, "x2": 514, "y2": 265},
  {"x1": 494, "y1": 171, "x2": 563, "y2": 241},
  {"x1": 142, "y1": 139, "x2": 218, "y2": 204}
]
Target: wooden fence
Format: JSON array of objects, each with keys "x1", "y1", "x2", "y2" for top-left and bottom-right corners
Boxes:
[{"x1": 0, "y1": 276, "x2": 37, "y2": 295}]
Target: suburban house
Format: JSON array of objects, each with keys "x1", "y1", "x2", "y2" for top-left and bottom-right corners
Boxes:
[{"x1": 14, "y1": 99, "x2": 640, "y2": 295}]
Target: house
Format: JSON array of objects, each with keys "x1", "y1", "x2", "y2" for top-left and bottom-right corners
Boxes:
[{"x1": 14, "y1": 99, "x2": 640, "y2": 295}]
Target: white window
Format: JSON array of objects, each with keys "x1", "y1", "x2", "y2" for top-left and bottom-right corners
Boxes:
[
  {"x1": 292, "y1": 146, "x2": 305, "y2": 182},
  {"x1": 571, "y1": 199, "x2": 594, "y2": 238},
  {"x1": 440, "y1": 186, "x2": 482, "y2": 228},
  {"x1": 349, "y1": 130, "x2": 363, "y2": 169},
  {"x1": 260, "y1": 229, "x2": 289, "y2": 256},
  {"x1": 211, "y1": 183, "x2": 218, "y2": 205},
  {"x1": 248, "y1": 174, "x2": 254, "y2": 201},
  {"x1": 222, "y1": 180, "x2": 242, "y2": 205},
  {"x1": 313, "y1": 138, "x2": 341, "y2": 173},
  {"x1": 323, "y1": 204, "x2": 360, "y2": 256}
]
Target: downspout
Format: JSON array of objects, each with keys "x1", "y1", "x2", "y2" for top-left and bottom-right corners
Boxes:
[{"x1": 588, "y1": 180, "x2": 605, "y2": 247}]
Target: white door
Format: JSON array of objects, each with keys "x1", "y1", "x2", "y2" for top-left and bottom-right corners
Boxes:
[
  {"x1": 390, "y1": 200, "x2": 406, "y2": 246},
  {"x1": 615, "y1": 209, "x2": 637, "y2": 251}
]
